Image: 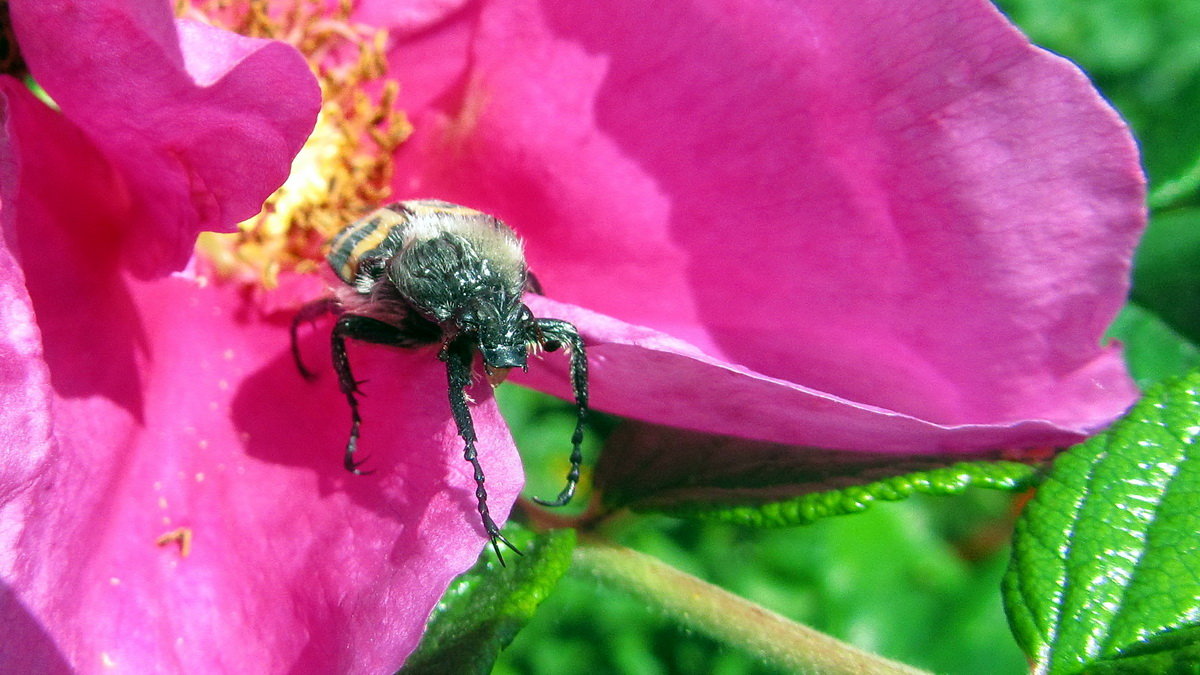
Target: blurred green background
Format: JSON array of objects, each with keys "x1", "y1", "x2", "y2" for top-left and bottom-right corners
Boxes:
[{"x1": 491, "y1": 1, "x2": 1200, "y2": 672}]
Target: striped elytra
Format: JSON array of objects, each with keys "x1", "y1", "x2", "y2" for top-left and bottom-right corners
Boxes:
[{"x1": 326, "y1": 199, "x2": 517, "y2": 286}]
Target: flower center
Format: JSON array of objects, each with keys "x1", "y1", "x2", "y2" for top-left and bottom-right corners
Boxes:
[{"x1": 183, "y1": 0, "x2": 411, "y2": 288}]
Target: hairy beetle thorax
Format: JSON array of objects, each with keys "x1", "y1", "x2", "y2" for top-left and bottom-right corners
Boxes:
[{"x1": 386, "y1": 202, "x2": 526, "y2": 323}]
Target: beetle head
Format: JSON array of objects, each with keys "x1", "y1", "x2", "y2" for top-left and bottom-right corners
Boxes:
[{"x1": 456, "y1": 297, "x2": 532, "y2": 384}]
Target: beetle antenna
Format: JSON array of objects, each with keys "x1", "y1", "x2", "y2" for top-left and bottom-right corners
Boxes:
[
  {"x1": 445, "y1": 338, "x2": 522, "y2": 564},
  {"x1": 530, "y1": 319, "x2": 588, "y2": 508}
]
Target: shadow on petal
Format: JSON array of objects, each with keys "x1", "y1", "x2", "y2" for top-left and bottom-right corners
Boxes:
[
  {"x1": 229, "y1": 328, "x2": 522, "y2": 551},
  {"x1": 232, "y1": 336, "x2": 450, "y2": 500},
  {"x1": 0, "y1": 582, "x2": 72, "y2": 672},
  {"x1": 4, "y1": 80, "x2": 146, "y2": 421}
]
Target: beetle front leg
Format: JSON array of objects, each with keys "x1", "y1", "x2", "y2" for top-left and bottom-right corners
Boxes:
[
  {"x1": 330, "y1": 314, "x2": 411, "y2": 475},
  {"x1": 290, "y1": 297, "x2": 339, "y2": 380},
  {"x1": 531, "y1": 318, "x2": 589, "y2": 508},
  {"x1": 444, "y1": 338, "x2": 522, "y2": 565}
]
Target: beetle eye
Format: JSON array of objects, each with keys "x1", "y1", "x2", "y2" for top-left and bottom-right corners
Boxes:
[{"x1": 543, "y1": 339, "x2": 562, "y2": 352}]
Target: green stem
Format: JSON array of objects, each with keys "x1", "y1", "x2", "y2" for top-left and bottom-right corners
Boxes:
[{"x1": 573, "y1": 536, "x2": 930, "y2": 675}]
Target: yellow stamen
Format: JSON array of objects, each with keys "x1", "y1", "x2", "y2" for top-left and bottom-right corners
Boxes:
[
  {"x1": 155, "y1": 526, "x2": 194, "y2": 558},
  {"x1": 184, "y1": 0, "x2": 411, "y2": 287}
]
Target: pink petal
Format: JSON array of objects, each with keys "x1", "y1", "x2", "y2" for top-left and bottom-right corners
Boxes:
[
  {"x1": 10, "y1": 0, "x2": 320, "y2": 276},
  {"x1": 392, "y1": 0, "x2": 1143, "y2": 450},
  {"x1": 0, "y1": 86, "x2": 52, "y2": 486},
  {"x1": 378, "y1": 3, "x2": 477, "y2": 116},
  {"x1": 0, "y1": 80, "x2": 521, "y2": 672},
  {"x1": 519, "y1": 295, "x2": 1123, "y2": 453},
  {"x1": 354, "y1": 0, "x2": 472, "y2": 35}
]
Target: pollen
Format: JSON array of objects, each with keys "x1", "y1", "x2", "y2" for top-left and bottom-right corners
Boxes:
[
  {"x1": 184, "y1": 0, "x2": 412, "y2": 288},
  {"x1": 155, "y1": 527, "x2": 194, "y2": 558}
]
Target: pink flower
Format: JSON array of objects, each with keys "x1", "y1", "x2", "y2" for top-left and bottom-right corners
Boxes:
[
  {"x1": 384, "y1": 0, "x2": 1143, "y2": 460},
  {"x1": 1, "y1": 1, "x2": 521, "y2": 672},
  {"x1": 0, "y1": 0, "x2": 1145, "y2": 673}
]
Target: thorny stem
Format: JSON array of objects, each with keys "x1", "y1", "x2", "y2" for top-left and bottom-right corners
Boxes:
[{"x1": 572, "y1": 536, "x2": 931, "y2": 675}]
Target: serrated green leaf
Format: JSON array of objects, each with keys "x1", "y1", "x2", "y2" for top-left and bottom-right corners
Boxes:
[
  {"x1": 1003, "y1": 371, "x2": 1200, "y2": 674},
  {"x1": 1106, "y1": 303, "x2": 1200, "y2": 388},
  {"x1": 401, "y1": 527, "x2": 576, "y2": 674},
  {"x1": 1083, "y1": 624, "x2": 1200, "y2": 674},
  {"x1": 663, "y1": 459, "x2": 1038, "y2": 527},
  {"x1": 1084, "y1": 624, "x2": 1200, "y2": 667}
]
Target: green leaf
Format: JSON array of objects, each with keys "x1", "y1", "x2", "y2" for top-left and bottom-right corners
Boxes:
[
  {"x1": 401, "y1": 527, "x2": 577, "y2": 674},
  {"x1": 1148, "y1": 151, "x2": 1200, "y2": 212},
  {"x1": 1003, "y1": 371, "x2": 1200, "y2": 674},
  {"x1": 663, "y1": 458, "x2": 1038, "y2": 528},
  {"x1": 1084, "y1": 625, "x2": 1200, "y2": 674},
  {"x1": 1106, "y1": 303, "x2": 1200, "y2": 388}
]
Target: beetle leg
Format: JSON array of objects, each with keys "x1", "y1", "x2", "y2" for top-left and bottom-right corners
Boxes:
[
  {"x1": 444, "y1": 337, "x2": 522, "y2": 565},
  {"x1": 290, "y1": 297, "x2": 339, "y2": 380},
  {"x1": 331, "y1": 314, "x2": 412, "y2": 475},
  {"x1": 530, "y1": 319, "x2": 589, "y2": 508},
  {"x1": 331, "y1": 317, "x2": 369, "y2": 475},
  {"x1": 329, "y1": 311, "x2": 443, "y2": 476}
]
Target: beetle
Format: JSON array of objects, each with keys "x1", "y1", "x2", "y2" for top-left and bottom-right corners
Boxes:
[{"x1": 290, "y1": 199, "x2": 588, "y2": 562}]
